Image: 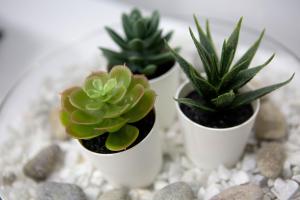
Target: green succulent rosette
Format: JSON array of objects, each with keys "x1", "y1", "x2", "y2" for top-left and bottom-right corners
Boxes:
[
  {"x1": 100, "y1": 8, "x2": 176, "y2": 77},
  {"x1": 60, "y1": 65, "x2": 156, "y2": 151},
  {"x1": 167, "y1": 16, "x2": 294, "y2": 112}
]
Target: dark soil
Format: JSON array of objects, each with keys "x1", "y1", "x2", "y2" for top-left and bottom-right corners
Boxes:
[
  {"x1": 147, "y1": 60, "x2": 175, "y2": 80},
  {"x1": 180, "y1": 91, "x2": 254, "y2": 128},
  {"x1": 81, "y1": 109, "x2": 155, "y2": 154}
]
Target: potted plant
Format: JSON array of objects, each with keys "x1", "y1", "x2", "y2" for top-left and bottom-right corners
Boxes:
[
  {"x1": 100, "y1": 8, "x2": 180, "y2": 129},
  {"x1": 167, "y1": 16, "x2": 294, "y2": 169},
  {"x1": 59, "y1": 65, "x2": 162, "y2": 187}
]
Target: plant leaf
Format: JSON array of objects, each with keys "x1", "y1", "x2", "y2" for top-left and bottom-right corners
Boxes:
[
  {"x1": 232, "y1": 29, "x2": 265, "y2": 70},
  {"x1": 122, "y1": 14, "x2": 134, "y2": 39},
  {"x1": 95, "y1": 117, "x2": 128, "y2": 133},
  {"x1": 61, "y1": 87, "x2": 79, "y2": 113},
  {"x1": 133, "y1": 19, "x2": 146, "y2": 38},
  {"x1": 105, "y1": 27, "x2": 127, "y2": 50},
  {"x1": 147, "y1": 10, "x2": 159, "y2": 35},
  {"x1": 193, "y1": 15, "x2": 218, "y2": 66},
  {"x1": 122, "y1": 89, "x2": 156, "y2": 123},
  {"x1": 211, "y1": 90, "x2": 235, "y2": 108},
  {"x1": 219, "y1": 17, "x2": 242, "y2": 75},
  {"x1": 175, "y1": 97, "x2": 215, "y2": 112},
  {"x1": 69, "y1": 88, "x2": 93, "y2": 110},
  {"x1": 231, "y1": 73, "x2": 294, "y2": 108},
  {"x1": 147, "y1": 51, "x2": 174, "y2": 65},
  {"x1": 105, "y1": 124, "x2": 139, "y2": 151},
  {"x1": 71, "y1": 110, "x2": 103, "y2": 125},
  {"x1": 109, "y1": 65, "x2": 132, "y2": 89},
  {"x1": 128, "y1": 38, "x2": 144, "y2": 51},
  {"x1": 229, "y1": 54, "x2": 275, "y2": 90},
  {"x1": 66, "y1": 123, "x2": 105, "y2": 139}
]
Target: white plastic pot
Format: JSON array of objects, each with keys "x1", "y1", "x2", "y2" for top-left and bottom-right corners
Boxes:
[
  {"x1": 176, "y1": 81, "x2": 260, "y2": 169},
  {"x1": 79, "y1": 115, "x2": 162, "y2": 188},
  {"x1": 150, "y1": 64, "x2": 179, "y2": 129}
]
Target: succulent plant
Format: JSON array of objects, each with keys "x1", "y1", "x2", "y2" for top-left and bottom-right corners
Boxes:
[
  {"x1": 60, "y1": 65, "x2": 156, "y2": 151},
  {"x1": 167, "y1": 16, "x2": 294, "y2": 112},
  {"x1": 100, "y1": 8, "x2": 177, "y2": 78}
]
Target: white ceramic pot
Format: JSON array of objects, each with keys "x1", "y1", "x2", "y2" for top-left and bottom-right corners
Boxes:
[
  {"x1": 176, "y1": 81, "x2": 260, "y2": 169},
  {"x1": 79, "y1": 115, "x2": 162, "y2": 188},
  {"x1": 150, "y1": 64, "x2": 179, "y2": 129}
]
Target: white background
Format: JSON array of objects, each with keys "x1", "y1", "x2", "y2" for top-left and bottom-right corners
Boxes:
[{"x1": 0, "y1": 0, "x2": 299, "y2": 102}]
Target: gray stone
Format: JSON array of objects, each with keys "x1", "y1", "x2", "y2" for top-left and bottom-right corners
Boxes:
[
  {"x1": 257, "y1": 142, "x2": 285, "y2": 178},
  {"x1": 153, "y1": 182, "x2": 194, "y2": 200},
  {"x1": 36, "y1": 182, "x2": 87, "y2": 200},
  {"x1": 23, "y1": 144, "x2": 62, "y2": 181},
  {"x1": 255, "y1": 101, "x2": 286, "y2": 140},
  {"x1": 210, "y1": 184, "x2": 263, "y2": 200},
  {"x1": 98, "y1": 188, "x2": 129, "y2": 200},
  {"x1": 1, "y1": 171, "x2": 16, "y2": 186}
]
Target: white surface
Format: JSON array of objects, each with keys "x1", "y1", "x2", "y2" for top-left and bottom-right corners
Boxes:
[
  {"x1": 150, "y1": 63, "x2": 179, "y2": 129},
  {"x1": 82, "y1": 119, "x2": 162, "y2": 188},
  {"x1": 175, "y1": 81, "x2": 260, "y2": 169},
  {"x1": 0, "y1": 0, "x2": 132, "y2": 102}
]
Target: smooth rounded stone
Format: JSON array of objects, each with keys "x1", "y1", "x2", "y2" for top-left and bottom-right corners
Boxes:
[
  {"x1": 23, "y1": 144, "x2": 63, "y2": 181},
  {"x1": 210, "y1": 184, "x2": 263, "y2": 200},
  {"x1": 255, "y1": 101, "x2": 287, "y2": 140},
  {"x1": 98, "y1": 188, "x2": 129, "y2": 200},
  {"x1": 153, "y1": 182, "x2": 194, "y2": 200},
  {"x1": 49, "y1": 108, "x2": 70, "y2": 140},
  {"x1": 0, "y1": 171, "x2": 16, "y2": 186},
  {"x1": 36, "y1": 182, "x2": 87, "y2": 200},
  {"x1": 272, "y1": 178, "x2": 299, "y2": 200},
  {"x1": 256, "y1": 142, "x2": 285, "y2": 178}
]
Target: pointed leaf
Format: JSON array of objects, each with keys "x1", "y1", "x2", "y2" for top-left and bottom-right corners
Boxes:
[
  {"x1": 220, "y1": 18, "x2": 242, "y2": 75},
  {"x1": 229, "y1": 54, "x2": 275, "y2": 90},
  {"x1": 164, "y1": 31, "x2": 173, "y2": 42},
  {"x1": 105, "y1": 27, "x2": 127, "y2": 49},
  {"x1": 232, "y1": 30, "x2": 265, "y2": 70},
  {"x1": 175, "y1": 97, "x2": 215, "y2": 112},
  {"x1": 211, "y1": 90, "x2": 235, "y2": 108},
  {"x1": 142, "y1": 64, "x2": 157, "y2": 76},
  {"x1": 147, "y1": 51, "x2": 174, "y2": 65},
  {"x1": 231, "y1": 73, "x2": 294, "y2": 108},
  {"x1": 122, "y1": 14, "x2": 134, "y2": 39},
  {"x1": 105, "y1": 125, "x2": 139, "y2": 151},
  {"x1": 193, "y1": 15, "x2": 219, "y2": 70},
  {"x1": 147, "y1": 10, "x2": 159, "y2": 35},
  {"x1": 128, "y1": 38, "x2": 144, "y2": 51},
  {"x1": 133, "y1": 19, "x2": 146, "y2": 38}
]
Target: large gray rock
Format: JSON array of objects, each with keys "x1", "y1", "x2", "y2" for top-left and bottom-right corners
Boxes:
[
  {"x1": 257, "y1": 142, "x2": 285, "y2": 178},
  {"x1": 153, "y1": 182, "x2": 194, "y2": 200},
  {"x1": 23, "y1": 144, "x2": 62, "y2": 181},
  {"x1": 255, "y1": 101, "x2": 286, "y2": 140},
  {"x1": 98, "y1": 188, "x2": 129, "y2": 200},
  {"x1": 36, "y1": 182, "x2": 87, "y2": 200},
  {"x1": 210, "y1": 184, "x2": 263, "y2": 200}
]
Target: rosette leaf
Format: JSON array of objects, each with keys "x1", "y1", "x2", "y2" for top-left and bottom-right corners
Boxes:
[
  {"x1": 60, "y1": 65, "x2": 156, "y2": 151},
  {"x1": 100, "y1": 8, "x2": 178, "y2": 78}
]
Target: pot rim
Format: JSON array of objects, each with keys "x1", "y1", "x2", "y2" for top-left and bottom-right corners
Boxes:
[
  {"x1": 175, "y1": 80, "x2": 260, "y2": 132},
  {"x1": 77, "y1": 109, "x2": 157, "y2": 157},
  {"x1": 149, "y1": 62, "x2": 178, "y2": 84}
]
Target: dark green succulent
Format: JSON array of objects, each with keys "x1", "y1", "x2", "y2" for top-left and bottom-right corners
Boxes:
[
  {"x1": 100, "y1": 8, "x2": 176, "y2": 78},
  {"x1": 167, "y1": 16, "x2": 294, "y2": 112},
  {"x1": 60, "y1": 65, "x2": 156, "y2": 151}
]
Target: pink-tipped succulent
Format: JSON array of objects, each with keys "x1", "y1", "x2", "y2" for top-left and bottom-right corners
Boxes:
[{"x1": 60, "y1": 65, "x2": 156, "y2": 151}]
